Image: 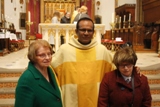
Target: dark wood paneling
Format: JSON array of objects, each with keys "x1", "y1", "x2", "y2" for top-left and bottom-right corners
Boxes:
[
  {"x1": 103, "y1": 30, "x2": 111, "y2": 40},
  {"x1": 115, "y1": 4, "x2": 136, "y2": 22},
  {"x1": 143, "y1": 0, "x2": 160, "y2": 23},
  {"x1": 0, "y1": 38, "x2": 10, "y2": 56}
]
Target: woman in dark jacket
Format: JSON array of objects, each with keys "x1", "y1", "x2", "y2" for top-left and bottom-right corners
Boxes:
[
  {"x1": 14, "y1": 40, "x2": 63, "y2": 107},
  {"x1": 98, "y1": 47, "x2": 152, "y2": 107}
]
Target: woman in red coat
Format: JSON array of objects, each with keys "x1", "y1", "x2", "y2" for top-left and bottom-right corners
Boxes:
[{"x1": 98, "y1": 47, "x2": 152, "y2": 107}]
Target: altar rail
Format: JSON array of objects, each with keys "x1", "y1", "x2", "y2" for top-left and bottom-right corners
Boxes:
[{"x1": 38, "y1": 23, "x2": 105, "y2": 51}]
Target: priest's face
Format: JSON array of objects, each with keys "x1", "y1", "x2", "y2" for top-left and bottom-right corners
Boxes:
[{"x1": 76, "y1": 20, "x2": 94, "y2": 45}]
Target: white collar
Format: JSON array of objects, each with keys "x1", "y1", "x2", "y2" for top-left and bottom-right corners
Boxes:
[{"x1": 121, "y1": 74, "x2": 131, "y2": 82}]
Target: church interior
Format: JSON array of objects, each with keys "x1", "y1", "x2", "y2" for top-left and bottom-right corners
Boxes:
[{"x1": 0, "y1": 0, "x2": 160, "y2": 106}]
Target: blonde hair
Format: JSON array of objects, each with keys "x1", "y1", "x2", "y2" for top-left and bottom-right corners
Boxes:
[{"x1": 80, "y1": 5, "x2": 88, "y2": 13}]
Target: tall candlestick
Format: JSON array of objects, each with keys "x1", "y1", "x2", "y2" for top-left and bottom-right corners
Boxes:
[
  {"x1": 119, "y1": 17, "x2": 121, "y2": 23},
  {"x1": 123, "y1": 15, "x2": 126, "y2": 22},
  {"x1": 129, "y1": 13, "x2": 131, "y2": 21},
  {"x1": 112, "y1": 13, "x2": 115, "y2": 23},
  {"x1": 28, "y1": 11, "x2": 30, "y2": 22}
]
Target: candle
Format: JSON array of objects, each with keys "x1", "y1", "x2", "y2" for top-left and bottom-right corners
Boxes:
[
  {"x1": 112, "y1": 13, "x2": 114, "y2": 23},
  {"x1": 119, "y1": 17, "x2": 121, "y2": 23},
  {"x1": 115, "y1": 18, "x2": 117, "y2": 23},
  {"x1": 28, "y1": 11, "x2": 30, "y2": 22},
  {"x1": 48, "y1": 5, "x2": 50, "y2": 15},
  {"x1": 124, "y1": 15, "x2": 126, "y2": 22},
  {"x1": 45, "y1": 4, "x2": 47, "y2": 15},
  {"x1": 2, "y1": 14, "x2": 4, "y2": 20},
  {"x1": 60, "y1": 4, "x2": 61, "y2": 9},
  {"x1": 129, "y1": 13, "x2": 131, "y2": 21}
]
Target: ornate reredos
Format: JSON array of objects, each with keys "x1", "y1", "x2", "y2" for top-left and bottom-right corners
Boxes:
[{"x1": 43, "y1": 0, "x2": 76, "y2": 23}]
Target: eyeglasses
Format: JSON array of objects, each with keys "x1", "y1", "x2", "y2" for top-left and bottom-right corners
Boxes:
[
  {"x1": 36, "y1": 53, "x2": 52, "y2": 59},
  {"x1": 119, "y1": 64, "x2": 133, "y2": 69},
  {"x1": 78, "y1": 29, "x2": 94, "y2": 33}
]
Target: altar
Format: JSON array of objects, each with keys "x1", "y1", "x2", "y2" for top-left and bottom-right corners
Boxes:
[{"x1": 38, "y1": 23, "x2": 105, "y2": 51}]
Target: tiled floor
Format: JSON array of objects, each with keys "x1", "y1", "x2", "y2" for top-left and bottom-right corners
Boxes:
[
  {"x1": 136, "y1": 52, "x2": 160, "y2": 70},
  {"x1": 0, "y1": 47, "x2": 29, "y2": 71},
  {"x1": 0, "y1": 47, "x2": 160, "y2": 71}
]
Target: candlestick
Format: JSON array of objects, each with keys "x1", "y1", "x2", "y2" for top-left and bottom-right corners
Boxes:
[
  {"x1": 28, "y1": 11, "x2": 30, "y2": 22},
  {"x1": 112, "y1": 13, "x2": 115, "y2": 23},
  {"x1": 119, "y1": 17, "x2": 121, "y2": 29},
  {"x1": 110, "y1": 22, "x2": 116, "y2": 51},
  {"x1": 123, "y1": 15, "x2": 126, "y2": 22},
  {"x1": 128, "y1": 22, "x2": 131, "y2": 28},
  {"x1": 129, "y1": 13, "x2": 131, "y2": 21},
  {"x1": 26, "y1": 21, "x2": 33, "y2": 34}
]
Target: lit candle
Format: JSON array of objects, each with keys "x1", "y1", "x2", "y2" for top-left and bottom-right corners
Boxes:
[
  {"x1": 124, "y1": 15, "x2": 126, "y2": 22},
  {"x1": 112, "y1": 13, "x2": 114, "y2": 23},
  {"x1": 129, "y1": 13, "x2": 131, "y2": 21},
  {"x1": 119, "y1": 17, "x2": 121, "y2": 23},
  {"x1": 28, "y1": 11, "x2": 30, "y2": 22}
]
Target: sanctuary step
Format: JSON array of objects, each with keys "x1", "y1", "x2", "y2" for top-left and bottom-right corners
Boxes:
[
  {"x1": 0, "y1": 99, "x2": 15, "y2": 107},
  {"x1": 0, "y1": 69, "x2": 22, "y2": 107},
  {"x1": 141, "y1": 70, "x2": 160, "y2": 107}
]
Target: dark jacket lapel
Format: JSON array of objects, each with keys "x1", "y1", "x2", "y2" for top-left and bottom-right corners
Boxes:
[
  {"x1": 28, "y1": 62, "x2": 61, "y2": 98},
  {"x1": 47, "y1": 67, "x2": 61, "y2": 95}
]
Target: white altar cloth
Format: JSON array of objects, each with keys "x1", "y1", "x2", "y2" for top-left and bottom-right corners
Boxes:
[{"x1": 0, "y1": 32, "x2": 17, "y2": 40}]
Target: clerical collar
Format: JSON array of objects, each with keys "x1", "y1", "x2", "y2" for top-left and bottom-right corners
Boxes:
[{"x1": 121, "y1": 74, "x2": 131, "y2": 82}]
